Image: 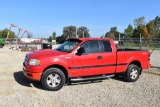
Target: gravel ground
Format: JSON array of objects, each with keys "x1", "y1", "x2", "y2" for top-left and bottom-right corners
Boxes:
[{"x1": 0, "y1": 45, "x2": 159, "y2": 107}]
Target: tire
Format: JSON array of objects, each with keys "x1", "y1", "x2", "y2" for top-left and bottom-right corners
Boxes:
[
  {"x1": 41, "y1": 68, "x2": 66, "y2": 91},
  {"x1": 125, "y1": 64, "x2": 140, "y2": 82}
]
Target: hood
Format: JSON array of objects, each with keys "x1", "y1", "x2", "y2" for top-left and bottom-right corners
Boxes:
[{"x1": 27, "y1": 49, "x2": 68, "y2": 59}]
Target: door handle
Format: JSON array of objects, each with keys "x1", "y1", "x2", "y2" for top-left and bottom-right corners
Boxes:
[{"x1": 97, "y1": 56, "x2": 102, "y2": 59}]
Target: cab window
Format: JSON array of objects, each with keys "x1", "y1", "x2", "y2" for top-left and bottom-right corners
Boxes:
[
  {"x1": 103, "y1": 40, "x2": 112, "y2": 52},
  {"x1": 81, "y1": 41, "x2": 100, "y2": 53}
]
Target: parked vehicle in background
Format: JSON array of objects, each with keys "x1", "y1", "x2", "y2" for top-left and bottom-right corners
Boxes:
[
  {"x1": 23, "y1": 38, "x2": 150, "y2": 91},
  {"x1": 0, "y1": 39, "x2": 5, "y2": 48}
]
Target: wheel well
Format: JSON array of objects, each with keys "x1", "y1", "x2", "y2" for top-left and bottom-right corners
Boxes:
[
  {"x1": 129, "y1": 60, "x2": 142, "y2": 74},
  {"x1": 43, "y1": 64, "x2": 69, "y2": 83}
]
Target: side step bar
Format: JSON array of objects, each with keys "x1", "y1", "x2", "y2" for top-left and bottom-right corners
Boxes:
[{"x1": 70, "y1": 74, "x2": 115, "y2": 82}]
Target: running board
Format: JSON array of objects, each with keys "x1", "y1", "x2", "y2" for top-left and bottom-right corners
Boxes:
[{"x1": 70, "y1": 74, "x2": 115, "y2": 82}]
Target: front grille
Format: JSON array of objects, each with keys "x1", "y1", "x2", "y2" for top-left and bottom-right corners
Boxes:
[{"x1": 24, "y1": 55, "x2": 29, "y2": 66}]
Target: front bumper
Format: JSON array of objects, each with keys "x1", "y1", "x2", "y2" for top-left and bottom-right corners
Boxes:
[{"x1": 23, "y1": 64, "x2": 43, "y2": 81}]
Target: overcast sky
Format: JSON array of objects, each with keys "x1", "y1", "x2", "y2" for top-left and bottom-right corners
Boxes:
[{"x1": 0, "y1": 0, "x2": 159, "y2": 38}]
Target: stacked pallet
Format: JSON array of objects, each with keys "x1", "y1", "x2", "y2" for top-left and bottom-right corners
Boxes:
[{"x1": 20, "y1": 46, "x2": 37, "y2": 52}]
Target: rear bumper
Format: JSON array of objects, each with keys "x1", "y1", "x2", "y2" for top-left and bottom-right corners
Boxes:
[
  {"x1": 23, "y1": 66, "x2": 42, "y2": 81},
  {"x1": 148, "y1": 64, "x2": 151, "y2": 68},
  {"x1": 143, "y1": 63, "x2": 150, "y2": 69}
]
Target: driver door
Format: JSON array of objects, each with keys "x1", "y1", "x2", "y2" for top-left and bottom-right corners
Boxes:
[{"x1": 70, "y1": 40, "x2": 103, "y2": 77}]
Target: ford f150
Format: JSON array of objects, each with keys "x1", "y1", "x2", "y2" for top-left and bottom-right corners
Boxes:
[{"x1": 23, "y1": 38, "x2": 150, "y2": 91}]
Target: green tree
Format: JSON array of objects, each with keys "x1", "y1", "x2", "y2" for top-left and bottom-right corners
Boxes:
[
  {"x1": 133, "y1": 24, "x2": 150, "y2": 38},
  {"x1": 56, "y1": 35, "x2": 66, "y2": 44},
  {"x1": 132, "y1": 28, "x2": 140, "y2": 38},
  {"x1": 105, "y1": 33, "x2": 115, "y2": 39},
  {"x1": 141, "y1": 26, "x2": 150, "y2": 38},
  {"x1": 0, "y1": 28, "x2": 15, "y2": 38},
  {"x1": 134, "y1": 16, "x2": 145, "y2": 28},
  {"x1": 56, "y1": 36, "x2": 61, "y2": 43},
  {"x1": 77, "y1": 26, "x2": 90, "y2": 38},
  {"x1": 132, "y1": 24, "x2": 143, "y2": 38},
  {"x1": 154, "y1": 16, "x2": 160, "y2": 28},
  {"x1": 48, "y1": 36, "x2": 52, "y2": 42},
  {"x1": 105, "y1": 27, "x2": 120, "y2": 38},
  {"x1": 52, "y1": 31, "x2": 56, "y2": 40},
  {"x1": 63, "y1": 25, "x2": 76, "y2": 38},
  {"x1": 154, "y1": 16, "x2": 160, "y2": 37},
  {"x1": 146, "y1": 20, "x2": 157, "y2": 38},
  {"x1": 48, "y1": 31, "x2": 56, "y2": 42},
  {"x1": 124, "y1": 24, "x2": 134, "y2": 38}
]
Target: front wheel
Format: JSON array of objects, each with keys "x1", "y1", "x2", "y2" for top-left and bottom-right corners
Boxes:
[
  {"x1": 41, "y1": 68, "x2": 66, "y2": 91},
  {"x1": 125, "y1": 64, "x2": 140, "y2": 82}
]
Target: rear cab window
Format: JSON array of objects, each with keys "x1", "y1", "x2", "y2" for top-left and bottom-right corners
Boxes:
[{"x1": 103, "y1": 40, "x2": 112, "y2": 52}]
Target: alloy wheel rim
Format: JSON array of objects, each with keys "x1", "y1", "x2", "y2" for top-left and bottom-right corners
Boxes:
[
  {"x1": 47, "y1": 73, "x2": 61, "y2": 87},
  {"x1": 130, "y1": 68, "x2": 138, "y2": 79}
]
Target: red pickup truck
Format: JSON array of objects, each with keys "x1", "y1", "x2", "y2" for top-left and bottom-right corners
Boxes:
[{"x1": 23, "y1": 38, "x2": 150, "y2": 91}]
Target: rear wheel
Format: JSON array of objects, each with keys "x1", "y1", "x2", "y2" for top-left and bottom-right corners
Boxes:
[
  {"x1": 41, "y1": 68, "x2": 66, "y2": 91},
  {"x1": 125, "y1": 64, "x2": 140, "y2": 82}
]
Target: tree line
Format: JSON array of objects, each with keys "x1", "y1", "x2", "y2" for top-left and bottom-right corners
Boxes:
[
  {"x1": 0, "y1": 28, "x2": 33, "y2": 39},
  {"x1": 1, "y1": 16, "x2": 160, "y2": 43},
  {"x1": 49, "y1": 26, "x2": 90, "y2": 43},
  {"x1": 105, "y1": 16, "x2": 160, "y2": 39},
  {"x1": 53, "y1": 16, "x2": 160, "y2": 43}
]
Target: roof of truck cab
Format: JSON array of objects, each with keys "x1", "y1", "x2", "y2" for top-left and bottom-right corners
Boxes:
[{"x1": 68, "y1": 38, "x2": 112, "y2": 41}]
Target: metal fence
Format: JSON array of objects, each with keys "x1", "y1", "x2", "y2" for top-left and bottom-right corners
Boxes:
[
  {"x1": 4, "y1": 38, "x2": 160, "y2": 50},
  {"x1": 114, "y1": 38, "x2": 160, "y2": 50}
]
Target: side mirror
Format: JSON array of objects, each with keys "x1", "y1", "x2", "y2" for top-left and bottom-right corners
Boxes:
[{"x1": 76, "y1": 47, "x2": 84, "y2": 55}]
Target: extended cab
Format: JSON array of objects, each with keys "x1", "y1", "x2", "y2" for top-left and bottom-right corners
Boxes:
[{"x1": 23, "y1": 38, "x2": 150, "y2": 91}]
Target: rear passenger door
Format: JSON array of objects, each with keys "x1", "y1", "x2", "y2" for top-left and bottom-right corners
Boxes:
[{"x1": 101, "y1": 40, "x2": 117, "y2": 74}]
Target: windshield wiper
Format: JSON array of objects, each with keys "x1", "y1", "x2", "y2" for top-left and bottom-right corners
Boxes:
[
  {"x1": 56, "y1": 48, "x2": 62, "y2": 51},
  {"x1": 62, "y1": 50, "x2": 70, "y2": 53},
  {"x1": 55, "y1": 48, "x2": 70, "y2": 52}
]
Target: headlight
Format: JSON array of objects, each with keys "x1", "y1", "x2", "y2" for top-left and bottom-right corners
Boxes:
[{"x1": 29, "y1": 59, "x2": 40, "y2": 66}]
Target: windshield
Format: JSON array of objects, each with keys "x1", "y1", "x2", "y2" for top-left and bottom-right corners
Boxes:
[{"x1": 55, "y1": 40, "x2": 81, "y2": 52}]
